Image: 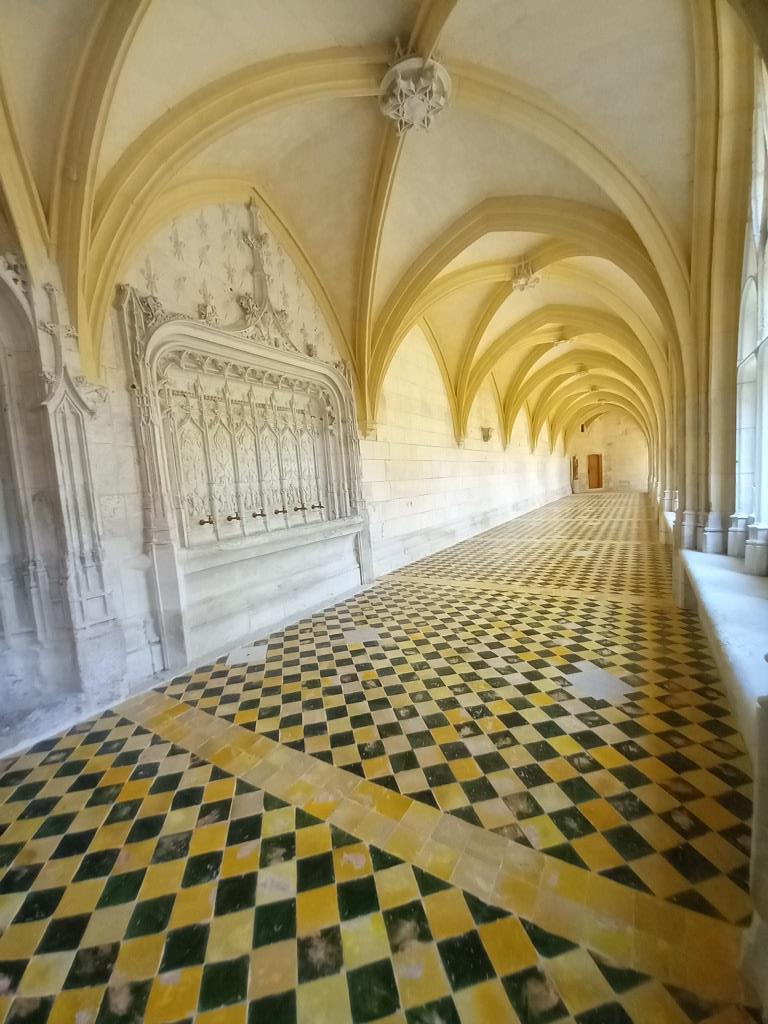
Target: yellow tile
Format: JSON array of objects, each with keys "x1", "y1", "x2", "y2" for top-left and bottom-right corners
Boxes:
[
  {"x1": 590, "y1": 746, "x2": 629, "y2": 769},
  {"x1": 297, "y1": 972, "x2": 351, "y2": 1024},
  {"x1": 451, "y1": 758, "x2": 482, "y2": 782},
  {"x1": 261, "y1": 807, "x2": 295, "y2": 838},
  {"x1": 0, "y1": 894, "x2": 24, "y2": 930},
  {"x1": 394, "y1": 942, "x2": 451, "y2": 1009},
  {"x1": 256, "y1": 861, "x2": 296, "y2": 906},
  {"x1": 296, "y1": 824, "x2": 332, "y2": 860},
  {"x1": 549, "y1": 735, "x2": 582, "y2": 756},
  {"x1": 363, "y1": 755, "x2": 390, "y2": 779},
  {"x1": 113, "y1": 933, "x2": 165, "y2": 980},
  {"x1": 221, "y1": 839, "x2": 261, "y2": 878},
  {"x1": 580, "y1": 799, "x2": 624, "y2": 831},
  {"x1": 197, "y1": 1004, "x2": 248, "y2": 1024},
  {"x1": 387, "y1": 825, "x2": 425, "y2": 863},
  {"x1": 333, "y1": 843, "x2": 372, "y2": 882},
  {"x1": 249, "y1": 939, "x2": 297, "y2": 998},
  {"x1": 417, "y1": 840, "x2": 460, "y2": 883},
  {"x1": 341, "y1": 911, "x2": 391, "y2": 970},
  {"x1": 571, "y1": 833, "x2": 624, "y2": 871},
  {"x1": 169, "y1": 881, "x2": 216, "y2": 928},
  {"x1": 630, "y1": 855, "x2": 687, "y2": 899},
  {"x1": 17, "y1": 952, "x2": 75, "y2": 996},
  {"x1": 49, "y1": 985, "x2": 105, "y2": 1023},
  {"x1": 205, "y1": 777, "x2": 236, "y2": 802},
  {"x1": 632, "y1": 815, "x2": 680, "y2": 850},
  {"x1": 113, "y1": 838, "x2": 156, "y2": 873},
  {"x1": 139, "y1": 859, "x2": 186, "y2": 899},
  {"x1": 0, "y1": 921, "x2": 47, "y2": 959},
  {"x1": 297, "y1": 885, "x2": 339, "y2": 936},
  {"x1": 479, "y1": 916, "x2": 538, "y2": 976},
  {"x1": 145, "y1": 966, "x2": 203, "y2": 1023},
  {"x1": 30, "y1": 856, "x2": 81, "y2": 890},
  {"x1": 375, "y1": 864, "x2": 420, "y2": 911},
  {"x1": 453, "y1": 978, "x2": 519, "y2": 1024},
  {"x1": 53, "y1": 879, "x2": 105, "y2": 918},
  {"x1": 520, "y1": 814, "x2": 565, "y2": 849},
  {"x1": 621, "y1": 981, "x2": 692, "y2": 1023},
  {"x1": 82, "y1": 904, "x2": 134, "y2": 947},
  {"x1": 370, "y1": 787, "x2": 410, "y2": 822},
  {"x1": 547, "y1": 948, "x2": 615, "y2": 1014},
  {"x1": 190, "y1": 822, "x2": 227, "y2": 855},
  {"x1": 140, "y1": 792, "x2": 174, "y2": 817},
  {"x1": 432, "y1": 784, "x2": 467, "y2": 812},
  {"x1": 423, "y1": 889, "x2": 475, "y2": 940},
  {"x1": 89, "y1": 822, "x2": 132, "y2": 852},
  {"x1": 206, "y1": 908, "x2": 254, "y2": 962}
]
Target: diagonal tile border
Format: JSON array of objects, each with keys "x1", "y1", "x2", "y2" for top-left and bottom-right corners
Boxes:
[
  {"x1": 115, "y1": 688, "x2": 756, "y2": 1007},
  {"x1": 394, "y1": 573, "x2": 673, "y2": 609}
]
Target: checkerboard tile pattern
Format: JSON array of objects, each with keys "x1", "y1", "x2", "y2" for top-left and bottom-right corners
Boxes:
[
  {"x1": 164, "y1": 496, "x2": 752, "y2": 922},
  {"x1": 0, "y1": 708, "x2": 758, "y2": 1024}
]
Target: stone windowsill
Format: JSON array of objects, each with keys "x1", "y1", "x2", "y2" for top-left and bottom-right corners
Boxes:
[{"x1": 681, "y1": 548, "x2": 768, "y2": 762}]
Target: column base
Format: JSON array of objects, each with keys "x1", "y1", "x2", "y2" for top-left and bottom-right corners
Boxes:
[
  {"x1": 701, "y1": 512, "x2": 727, "y2": 555},
  {"x1": 745, "y1": 524, "x2": 768, "y2": 576},
  {"x1": 727, "y1": 513, "x2": 752, "y2": 558},
  {"x1": 678, "y1": 509, "x2": 698, "y2": 550},
  {"x1": 663, "y1": 489, "x2": 676, "y2": 512},
  {"x1": 742, "y1": 912, "x2": 768, "y2": 1020}
]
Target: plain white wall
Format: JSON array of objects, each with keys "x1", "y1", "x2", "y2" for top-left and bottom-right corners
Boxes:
[
  {"x1": 569, "y1": 410, "x2": 649, "y2": 492},
  {"x1": 362, "y1": 327, "x2": 570, "y2": 575}
]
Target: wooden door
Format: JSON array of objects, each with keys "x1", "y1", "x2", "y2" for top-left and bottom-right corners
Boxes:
[{"x1": 587, "y1": 453, "x2": 603, "y2": 489}]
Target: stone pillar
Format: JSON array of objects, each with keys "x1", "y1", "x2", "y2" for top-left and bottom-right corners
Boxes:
[
  {"x1": 679, "y1": 509, "x2": 699, "y2": 549},
  {"x1": 696, "y1": 511, "x2": 708, "y2": 551},
  {"x1": 727, "y1": 513, "x2": 752, "y2": 557},
  {"x1": 744, "y1": 523, "x2": 768, "y2": 575},
  {"x1": 743, "y1": 696, "x2": 768, "y2": 1014},
  {"x1": 663, "y1": 489, "x2": 676, "y2": 512},
  {"x1": 702, "y1": 511, "x2": 728, "y2": 553}
]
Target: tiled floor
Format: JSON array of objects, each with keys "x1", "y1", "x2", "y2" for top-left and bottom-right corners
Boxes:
[{"x1": 0, "y1": 494, "x2": 759, "y2": 1022}]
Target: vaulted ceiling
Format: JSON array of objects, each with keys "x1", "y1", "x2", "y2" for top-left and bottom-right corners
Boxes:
[{"x1": 0, "y1": 0, "x2": 757, "y2": 455}]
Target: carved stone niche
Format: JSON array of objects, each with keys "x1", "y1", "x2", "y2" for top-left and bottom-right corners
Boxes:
[{"x1": 117, "y1": 286, "x2": 372, "y2": 667}]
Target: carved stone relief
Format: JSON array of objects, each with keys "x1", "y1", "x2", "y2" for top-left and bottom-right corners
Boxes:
[{"x1": 116, "y1": 283, "x2": 369, "y2": 670}]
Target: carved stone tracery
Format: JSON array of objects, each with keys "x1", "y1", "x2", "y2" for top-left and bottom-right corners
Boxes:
[{"x1": 116, "y1": 283, "x2": 367, "y2": 668}]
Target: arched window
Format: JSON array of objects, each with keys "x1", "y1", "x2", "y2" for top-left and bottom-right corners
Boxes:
[{"x1": 736, "y1": 61, "x2": 768, "y2": 523}]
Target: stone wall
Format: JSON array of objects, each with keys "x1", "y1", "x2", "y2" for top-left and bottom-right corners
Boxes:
[
  {"x1": 569, "y1": 409, "x2": 649, "y2": 492},
  {"x1": 363, "y1": 328, "x2": 570, "y2": 575}
]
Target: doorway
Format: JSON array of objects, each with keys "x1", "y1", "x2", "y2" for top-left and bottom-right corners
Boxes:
[{"x1": 587, "y1": 453, "x2": 603, "y2": 489}]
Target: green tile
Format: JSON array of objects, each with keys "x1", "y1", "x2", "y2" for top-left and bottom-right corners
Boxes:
[
  {"x1": 64, "y1": 942, "x2": 119, "y2": 988},
  {"x1": 253, "y1": 898, "x2": 296, "y2": 947},
  {"x1": 437, "y1": 930, "x2": 495, "y2": 990},
  {"x1": 182, "y1": 851, "x2": 222, "y2": 888},
  {"x1": 97, "y1": 869, "x2": 146, "y2": 909},
  {"x1": 160, "y1": 922, "x2": 209, "y2": 971},
  {"x1": 248, "y1": 989, "x2": 297, "y2": 1024},
  {"x1": 198, "y1": 955, "x2": 249, "y2": 1010},
  {"x1": 382, "y1": 900, "x2": 432, "y2": 951},
  {"x1": 297, "y1": 925, "x2": 343, "y2": 982},
  {"x1": 296, "y1": 851, "x2": 334, "y2": 892},
  {"x1": 347, "y1": 958, "x2": 399, "y2": 1022},
  {"x1": 338, "y1": 876, "x2": 379, "y2": 921},
  {"x1": 502, "y1": 965, "x2": 567, "y2": 1023},
  {"x1": 125, "y1": 895, "x2": 175, "y2": 938},
  {"x1": 38, "y1": 913, "x2": 90, "y2": 952},
  {"x1": 215, "y1": 873, "x2": 257, "y2": 916}
]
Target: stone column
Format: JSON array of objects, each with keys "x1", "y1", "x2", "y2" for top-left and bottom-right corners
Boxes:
[
  {"x1": 727, "y1": 512, "x2": 753, "y2": 556},
  {"x1": 744, "y1": 523, "x2": 768, "y2": 575},
  {"x1": 743, "y1": 696, "x2": 768, "y2": 1013},
  {"x1": 679, "y1": 509, "x2": 699, "y2": 550}
]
